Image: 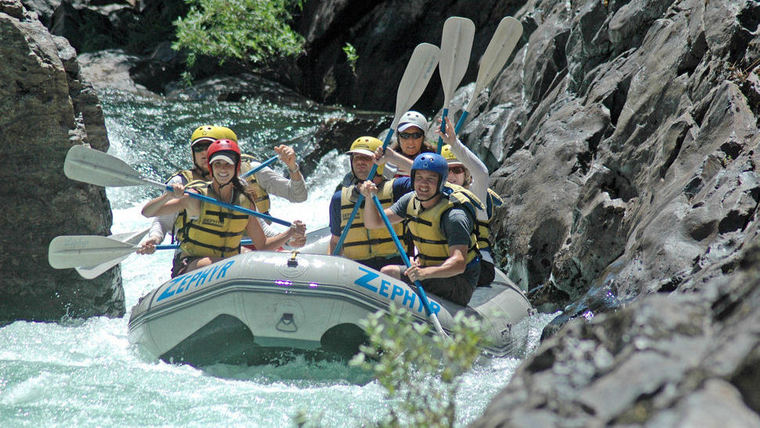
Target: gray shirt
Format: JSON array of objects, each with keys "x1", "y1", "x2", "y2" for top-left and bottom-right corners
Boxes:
[{"x1": 390, "y1": 192, "x2": 475, "y2": 248}]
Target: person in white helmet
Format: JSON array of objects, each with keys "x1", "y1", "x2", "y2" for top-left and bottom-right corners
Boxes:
[{"x1": 379, "y1": 110, "x2": 436, "y2": 177}]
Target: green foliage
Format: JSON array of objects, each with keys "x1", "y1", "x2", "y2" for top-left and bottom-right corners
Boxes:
[
  {"x1": 173, "y1": 0, "x2": 304, "y2": 68},
  {"x1": 342, "y1": 42, "x2": 359, "y2": 75},
  {"x1": 350, "y1": 304, "x2": 487, "y2": 427}
]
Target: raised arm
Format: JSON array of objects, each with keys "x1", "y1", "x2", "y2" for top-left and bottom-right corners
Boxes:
[
  {"x1": 252, "y1": 145, "x2": 307, "y2": 202},
  {"x1": 437, "y1": 117, "x2": 489, "y2": 216},
  {"x1": 377, "y1": 146, "x2": 413, "y2": 176},
  {"x1": 142, "y1": 183, "x2": 198, "y2": 218}
]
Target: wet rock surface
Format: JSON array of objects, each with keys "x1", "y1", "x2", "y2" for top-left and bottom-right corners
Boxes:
[{"x1": 0, "y1": 0, "x2": 123, "y2": 324}]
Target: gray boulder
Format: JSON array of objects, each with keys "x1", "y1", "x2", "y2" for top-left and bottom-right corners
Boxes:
[{"x1": 0, "y1": 0, "x2": 123, "y2": 324}]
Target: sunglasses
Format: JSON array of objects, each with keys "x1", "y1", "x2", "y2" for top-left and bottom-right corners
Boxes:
[
  {"x1": 398, "y1": 131, "x2": 424, "y2": 139},
  {"x1": 192, "y1": 143, "x2": 211, "y2": 153},
  {"x1": 448, "y1": 166, "x2": 466, "y2": 174}
]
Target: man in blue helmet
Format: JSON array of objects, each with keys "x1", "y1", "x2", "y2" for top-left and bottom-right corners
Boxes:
[{"x1": 357, "y1": 152, "x2": 483, "y2": 306}]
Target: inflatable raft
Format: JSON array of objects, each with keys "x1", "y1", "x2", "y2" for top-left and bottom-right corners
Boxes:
[{"x1": 128, "y1": 246, "x2": 534, "y2": 366}]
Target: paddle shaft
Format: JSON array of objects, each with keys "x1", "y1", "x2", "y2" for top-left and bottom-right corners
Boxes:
[
  {"x1": 369, "y1": 194, "x2": 447, "y2": 337},
  {"x1": 154, "y1": 239, "x2": 252, "y2": 251},
  {"x1": 436, "y1": 107, "x2": 450, "y2": 153},
  {"x1": 146, "y1": 177, "x2": 291, "y2": 227},
  {"x1": 240, "y1": 155, "x2": 278, "y2": 179}
]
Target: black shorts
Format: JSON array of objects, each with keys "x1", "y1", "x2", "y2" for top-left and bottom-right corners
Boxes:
[
  {"x1": 357, "y1": 256, "x2": 404, "y2": 272},
  {"x1": 477, "y1": 259, "x2": 496, "y2": 286},
  {"x1": 171, "y1": 253, "x2": 203, "y2": 278},
  {"x1": 400, "y1": 260, "x2": 480, "y2": 306}
]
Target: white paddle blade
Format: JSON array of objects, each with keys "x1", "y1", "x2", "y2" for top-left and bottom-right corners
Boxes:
[
  {"x1": 75, "y1": 255, "x2": 130, "y2": 279},
  {"x1": 48, "y1": 235, "x2": 137, "y2": 269},
  {"x1": 392, "y1": 43, "x2": 440, "y2": 129},
  {"x1": 466, "y1": 16, "x2": 523, "y2": 112},
  {"x1": 64, "y1": 145, "x2": 146, "y2": 187},
  {"x1": 439, "y1": 17, "x2": 475, "y2": 106},
  {"x1": 109, "y1": 228, "x2": 151, "y2": 245},
  {"x1": 74, "y1": 228, "x2": 150, "y2": 278}
]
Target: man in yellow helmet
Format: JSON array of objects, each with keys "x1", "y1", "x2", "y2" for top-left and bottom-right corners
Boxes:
[
  {"x1": 328, "y1": 136, "x2": 413, "y2": 271},
  {"x1": 138, "y1": 125, "x2": 308, "y2": 254}
]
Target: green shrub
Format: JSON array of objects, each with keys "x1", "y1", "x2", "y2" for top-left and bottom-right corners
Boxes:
[
  {"x1": 173, "y1": 0, "x2": 304, "y2": 69},
  {"x1": 342, "y1": 42, "x2": 358, "y2": 75},
  {"x1": 350, "y1": 304, "x2": 487, "y2": 427}
]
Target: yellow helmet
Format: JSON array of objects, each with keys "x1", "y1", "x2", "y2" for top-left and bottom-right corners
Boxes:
[
  {"x1": 189, "y1": 125, "x2": 238, "y2": 148},
  {"x1": 347, "y1": 136, "x2": 384, "y2": 176},
  {"x1": 441, "y1": 144, "x2": 463, "y2": 166}
]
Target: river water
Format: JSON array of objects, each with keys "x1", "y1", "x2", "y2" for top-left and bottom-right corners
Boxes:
[{"x1": 1, "y1": 90, "x2": 553, "y2": 427}]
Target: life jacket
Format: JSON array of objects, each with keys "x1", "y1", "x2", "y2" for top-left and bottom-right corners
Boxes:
[
  {"x1": 240, "y1": 154, "x2": 271, "y2": 219},
  {"x1": 405, "y1": 183, "x2": 482, "y2": 267},
  {"x1": 475, "y1": 188, "x2": 504, "y2": 252},
  {"x1": 178, "y1": 181, "x2": 253, "y2": 258},
  {"x1": 169, "y1": 168, "x2": 208, "y2": 244},
  {"x1": 340, "y1": 180, "x2": 404, "y2": 260}
]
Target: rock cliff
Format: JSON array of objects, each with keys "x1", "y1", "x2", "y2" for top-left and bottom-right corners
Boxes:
[{"x1": 0, "y1": 0, "x2": 123, "y2": 324}]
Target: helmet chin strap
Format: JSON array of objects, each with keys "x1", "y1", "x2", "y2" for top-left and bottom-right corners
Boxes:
[
  {"x1": 211, "y1": 166, "x2": 235, "y2": 189},
  {"x1": 414, "y1": 190, "x2": 439, "y2": 203}
]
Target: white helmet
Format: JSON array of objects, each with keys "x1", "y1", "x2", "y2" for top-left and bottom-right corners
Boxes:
[{"x1": 397, "y1": 111, "x2": 428, "y2": 133}]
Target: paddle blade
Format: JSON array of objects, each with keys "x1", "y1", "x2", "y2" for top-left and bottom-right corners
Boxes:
[
  {"x1": 75, "y1": 255, "x2": 130, "y2": 279},
  {"x1": 392, "y1": 43, "x2": 440, "y2": 129},
  {"x1": 439, "y1": 17, "x2": 475, "y2": 106},
  {"x1": 48, "y1": 235, "x2": 137, "y2": 269},
  {"x1": 64, "y1": 145, "x2": 146, "y2": 187},
  {"x1": 466, "y1": 16, "x2": 523, "y2": 112},
  {"x1": 74, "y1": 228, "x2": 150, "y2": 278}
]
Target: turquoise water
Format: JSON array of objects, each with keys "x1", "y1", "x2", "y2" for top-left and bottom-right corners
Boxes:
[{"x1": 0, "y1": 91, "x2": 552, "y2": 427}]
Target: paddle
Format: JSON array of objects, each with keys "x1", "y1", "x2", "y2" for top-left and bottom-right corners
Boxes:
[
  {"x1": 74, "y1": 228, "x2": 150, "y2": 278},
  {"x1": 48, "y1": 231, "x2": 253, "y2": 271},
  {"x1": 369, "y1": 194, "x2": 448, "y2": 337},
  {"x1": 454, "y1": 16, "x2": 523, "y2": 133},
  {"x1": 240, "y1": 154, "x2": 278, "y2": 179},
  {"x1": 332, "y1": 42, "x2": 440, "y2": 255},
  {"x1": 64, "y1": 145, "x2": 292, "y2": 227},
  {"x1": 435, "y1": 16, "x2": 475, "y2": 153}
]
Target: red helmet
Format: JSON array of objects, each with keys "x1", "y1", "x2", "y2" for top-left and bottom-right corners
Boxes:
[{"x1": 206, "y1": 139, "x2": 241, "y2": 174}]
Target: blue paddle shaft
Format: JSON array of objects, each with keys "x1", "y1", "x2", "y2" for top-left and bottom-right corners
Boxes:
[
  {"x1": 436, "y1": 107, "x2": 449, "y2": 153},
  {"x1": 155, "y1": 238, "x2": 252, "y2": 251},
  {"x1": 454, "y1": 110, "x2": 469, "y2": 134},
  {"x1": 164, "y1": 185, "x2": 291, "y2": 227},
  {"x1": 370, "y1": 194, "x2": 437, "y2": 317},
  {"x1": 240, "y1": 155, "x2": 279, "y2": 179}
]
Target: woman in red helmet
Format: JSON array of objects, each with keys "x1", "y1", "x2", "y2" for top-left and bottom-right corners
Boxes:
[{"x1": 142, "y1": 139, "x2": 306, "y2": 277}]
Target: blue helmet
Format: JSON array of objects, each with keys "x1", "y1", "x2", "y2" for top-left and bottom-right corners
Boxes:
[{"x1": 411, "y1": 153, "x2": 449, "y2": 193}]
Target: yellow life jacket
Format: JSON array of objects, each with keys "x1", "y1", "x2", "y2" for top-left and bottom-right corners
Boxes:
[
  {"x1": 340, "y1": 180, "x2": 404, "y2": 260},
  {"x1": 475, "y1": 188, "x2": 504, "y2": 252},
  {"x1": 240, "y1": 154, "x2": 271, "y2": 218},
  {"x1": 178, "y1": 181, "x2": 253, "y2": 258},
  {"x1": 169, "y1": 169, "x2": 208, "y2": 244},
  {"x1": 405, "y1": 184, "x2": 481, "y2": 267}
]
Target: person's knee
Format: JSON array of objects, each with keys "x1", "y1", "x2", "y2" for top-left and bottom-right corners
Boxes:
[{"x1": 381, "y1": 264, "x2": 401, "y2": 278}]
